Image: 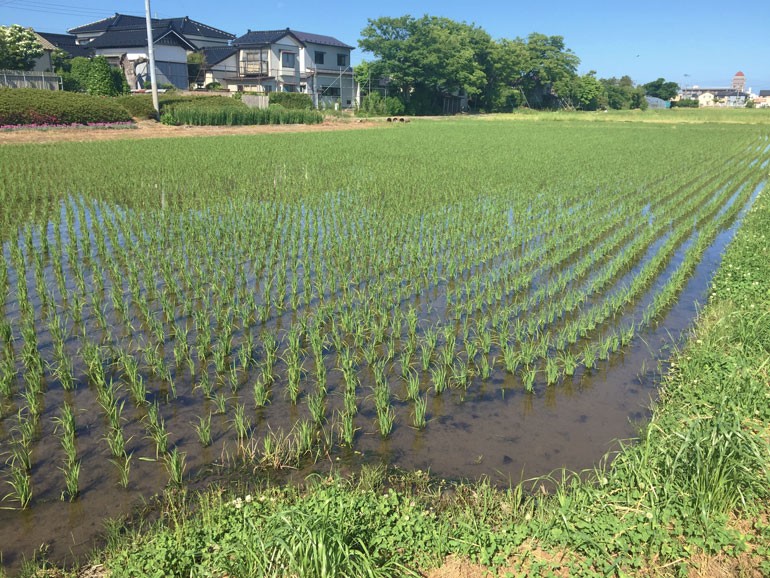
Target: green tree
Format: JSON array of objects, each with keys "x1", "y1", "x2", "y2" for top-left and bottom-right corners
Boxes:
[
  {"x1": 359, "y1": 15, "x2": 491, "y2": 114},
  {"x1": 493, "y1": 33, "x2": 580, "y2": 109},
  {"x1": 554, "y1": 71, "x2": 606, "y2": 110},
  {"x1": 643, "y1": 77, "x2": 679, "y2": 101},
  {"x1": 0, "y1": 25, "x2": 44, "y2": 70},
  {"x1": 51, "y1": 48, "x2": 72, "y2": 73}
]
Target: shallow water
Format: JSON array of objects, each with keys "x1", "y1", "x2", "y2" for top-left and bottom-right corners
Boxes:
[{"x1": 0, "y1": 176, "x2": 764, "y2": 574}]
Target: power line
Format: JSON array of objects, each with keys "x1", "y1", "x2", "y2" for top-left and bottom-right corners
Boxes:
[{"x1": 1, "y1": 0, "x2": 145, "y2": 18}]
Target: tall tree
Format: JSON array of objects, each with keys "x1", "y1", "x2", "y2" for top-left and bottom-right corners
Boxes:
[
  {"x1": 554, "y1": 71, "x2": 606, "y2": 110},
  {"x1": 643, "y1": 77, "x2": 680, "y2": 101},
  {"x1": 0, "y1": 25, "x2": 44, "y2": 70},
  {"x1": 359, "y1": 15, "x2": 491, "y2": 114},
  {"x1": 493, "y1": 33, "x2": 580, "y2": 109}
]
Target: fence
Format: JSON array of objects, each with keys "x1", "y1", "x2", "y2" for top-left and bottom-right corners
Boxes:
[
  {"x1": 0, "y1": 70, "x2": 61, "y2": 90},
  {"x1": 241, "y1": 94, "x2": 269, "y2": 109}
]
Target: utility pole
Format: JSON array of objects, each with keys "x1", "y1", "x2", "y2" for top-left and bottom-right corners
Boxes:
[{"x1": 145, "y1": 0, "x2": 159, "y2": 116}]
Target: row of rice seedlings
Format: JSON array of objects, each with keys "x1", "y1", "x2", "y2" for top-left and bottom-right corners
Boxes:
[{"x1": 0, "y1": 127, "x2": 766, "y2": 505}]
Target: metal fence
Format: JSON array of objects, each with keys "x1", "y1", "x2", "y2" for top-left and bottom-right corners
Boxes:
[{"x1": 0, "y1": 70, "x2": 62, "y2": 90}]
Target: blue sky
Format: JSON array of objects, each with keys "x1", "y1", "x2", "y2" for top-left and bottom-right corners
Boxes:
[{"x1": 2, "y1": 0, "x2": 768, "y2": 90}]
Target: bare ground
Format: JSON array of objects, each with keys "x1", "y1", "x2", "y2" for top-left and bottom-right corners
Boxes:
[{"x1": 0, "y1": 118, "x2": 380, "y2": 145}]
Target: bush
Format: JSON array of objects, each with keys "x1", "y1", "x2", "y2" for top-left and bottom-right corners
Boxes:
[
  {"x1": 0, "y1": 88, "x2": 133, "y2": 126},
  {"x1": 357, "y1": 94, "x2": 406, "y2": 117},
  {"x1": 163, "y1": 101, "x2": 323, "y2": 126},
  {"x1": 268, "y1": 92, "x2": 313, "y2": 110},
  {"x1": 116, "y1": 94, "x2": 241, "y2": 120},
  {"x1": 671, "y1": 99, "x2": 699, "y2": 108}
]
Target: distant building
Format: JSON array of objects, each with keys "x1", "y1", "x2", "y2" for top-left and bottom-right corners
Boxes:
[
  {"x1": 755, "y1": 90, "x2": 770, "y2": 108},
  {"x1": 677, "y1": 71, "x2": 749, "y2": 107},
  {"x1": 732, "y1": 71, "x2": 746, "y2": 92}
]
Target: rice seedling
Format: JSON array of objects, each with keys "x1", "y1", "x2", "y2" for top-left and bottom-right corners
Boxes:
[
  {"x1": 430, "y1": 365, "x2": 448, "y2": 395},
  {"x1": 194, "y1": 413, "x2": 213, "y2": 447},
  {"x1": 3, "y1": 463, "x2": 32, "y2": 508},
  {"x1": 109, "y1": 452, "x2": 132, "y2": 489},
  {"x1": 413, "y1": 394, "x2": 428, "y2": 429},
  {"x1": 1, "y1": 113, "x2": 767, "y2": 552},
  {"x1": 231, "y1": 402, "x2": 251, "y2": 443},
  {"x1": 164, "y1": 448, "x2": 186, "y2": 487}
]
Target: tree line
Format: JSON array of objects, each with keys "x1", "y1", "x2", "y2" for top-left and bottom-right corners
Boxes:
[
  {"x1": 2, "y1": 19, "x2": 682, "y2": 112},
  {"x1": 356, "y1": 15, "x2": 680, "y2": 114}
]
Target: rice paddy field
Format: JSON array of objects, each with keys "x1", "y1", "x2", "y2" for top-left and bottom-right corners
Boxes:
[{"x1": 1, "y1": 115, "x2": 769, "y2": 571}]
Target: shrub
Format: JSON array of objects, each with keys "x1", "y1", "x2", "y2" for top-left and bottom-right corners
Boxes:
[
  {"x1": 357, "y1": 93, "x2": 405, "y2": 117},
  {"x1": 0, "y1": 88, "x2": 133, "y2": 126},
  {"x1": 268, "y1": 92, "x2": 313, "y2": 110},
  {"x1": 115, "y1": 94, "x2": 241, "y2": 120},
  {"x1": 671, "y1": 99, "x2": 699, "y2": 108}
]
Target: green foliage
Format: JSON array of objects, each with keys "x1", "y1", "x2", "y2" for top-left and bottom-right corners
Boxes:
[
  {"x1": 357, "y1": 93, "x2": 405, "y2": 116},
  {"x1": 164, "y1": 99, "x2": 323, "y2": 125},
  {"x1": 2, "y1": 115, "x2": 770, "y2": 576},
  {"x1": 671, "y1": 98, "x2": 699, "y2": 108},
  {"x1": 599, "y1": 75, "x2": 647, "y2": 110},
  {"x1": 0, "y1": 88, "x2": 132, "y2": 125},
  {"x1": 50, "y1": 48, "x2": 71, "y2": 73},
  {"x1": 0, "y1": 25, "x2": 44, "y2": 71},
  {"x1": 268, "y1": 92, "x2": 313, "y2": 110},
  {"x1": 643, "y1": 77, "x2": 680, "y2": 101},
  {"x1": 360, "y1": 15, "x2": 496, "y2": 114},
  {"x1": 87, "y1": 55, "x2": 121, "y2": 96},
  {"x1": 60, "y1": 56, "x2": 91, "y2": 92}
]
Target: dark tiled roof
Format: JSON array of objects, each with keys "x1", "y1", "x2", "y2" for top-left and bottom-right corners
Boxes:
[
  {"x1": 292, "y1": 30, "x2": 353, "y2": 49},
  {"x1": 86, "y1": 27, "x2": 197, "y2": 50},
  {"x1": 36, "y1": 32, "x2": 92, "y2": 58},
  {"x1": 233, "y1": 28, "x2": 353, "y2": 49},
  {"x1": 233, "y1": 29, "x2": 297, "y2": 46},
  {"x1": 68, "y1": 13, "x2": 234, "y2": 40},
  {"x1": 202, "y1": 46, "x2": 237, "y2": 66},
  {"x1": 759, "y1": 90, "x2": 770, "y2": 97}
]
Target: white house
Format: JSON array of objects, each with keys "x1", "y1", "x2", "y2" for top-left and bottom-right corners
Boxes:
[
  {"x1": 66, "y1": 14, "x2": 234, "y2": 89},
  {"x1": 203, "y1": 28, "x2": 358, "y2": 108}
]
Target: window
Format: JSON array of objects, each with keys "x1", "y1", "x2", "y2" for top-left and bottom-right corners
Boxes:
[
  {"x1": 336, "y1": 53, "x2": 347, "y2": 67},
  {"x1": 315, "y1": 51, "x2": 325, "y2": 65},
  {"x1": 241, "y1": 49, "x2": 267, "y2": 75},
  {"x1": 320, "y1": 86, "x2": 340, "y2": 97},
  {"x1": 281, "y1": 52, "x2": 296, "y2": 68}
]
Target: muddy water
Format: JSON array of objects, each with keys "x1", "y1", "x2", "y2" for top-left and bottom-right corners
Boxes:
[{"x1": 0, "y1": 184, "x2": 763, "y2": 574}]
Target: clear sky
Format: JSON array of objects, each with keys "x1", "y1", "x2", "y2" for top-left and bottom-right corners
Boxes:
[{"x1": 2, "y1": 0, "x2": 768, "y2": 90}]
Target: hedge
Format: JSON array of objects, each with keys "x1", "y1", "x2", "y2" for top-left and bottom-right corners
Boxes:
[
  {"x1": 116, "y1": 94, "x2": 245, "y2": 120},
  {"x1": 0, "y1": 88, "x2": 133, "y2": 126},
  {"x1": 268, "y1": 92, "x2": 313, "y2": 110}
]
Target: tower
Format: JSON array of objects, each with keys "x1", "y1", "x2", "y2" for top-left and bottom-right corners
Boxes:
[{"x1": 732, "y1": 71, "x2": 746, "y2": 92}]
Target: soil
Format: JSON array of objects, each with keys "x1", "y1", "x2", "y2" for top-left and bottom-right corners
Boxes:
[{"x1": 0, "y1": 118, "x2": 380, "y2": 145}]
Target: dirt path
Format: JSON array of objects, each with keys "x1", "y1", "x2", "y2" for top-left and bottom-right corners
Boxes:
[{"x1": 0, "y1": 118, "x2": 381, "y2": 145}]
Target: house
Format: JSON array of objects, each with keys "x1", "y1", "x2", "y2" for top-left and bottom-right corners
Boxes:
[
  {"x1": 678, "y1": 71, "x2": 751, "y2": 107},
  {"x1": 29, "y1": 32, "x2": 56, "y2": 72},
  {"x1": 202, "y1": 28, "x2": 358, "y2": 108},
  {"x1": 65, "y1": 14, "x2": 234, "y2": 89},
  {"x1": 35, "y1": 32, "x2": 92, "y2": 61},
  {"x1": 755, "y1": 90, "x2": 770, "y2": 108}
]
